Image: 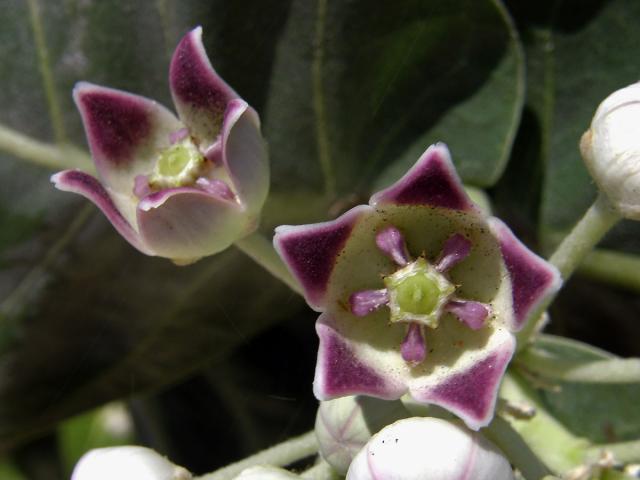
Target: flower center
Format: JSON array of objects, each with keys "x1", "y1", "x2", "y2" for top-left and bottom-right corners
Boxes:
[
  {"x1": 395, "y1": 273, "x2": 440, "y2": 315},
  {"x1": 149, "y1": 138, "x2": 207, "y2": 189},
  {"x1": 385, "y1": 257, "x2": 455, "y2": 328}
]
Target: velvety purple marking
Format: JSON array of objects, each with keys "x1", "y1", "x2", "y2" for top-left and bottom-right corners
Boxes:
[
  {"x1": 277, "y1": 216, "x2": 358, "y2": 305},
  {"x1": 445, "y1": 300, "x2": 489, "y2": 330},
  {"x1": 170, "y1": 30, "x2": 234, "y2": 115},
  {"x1": 375, "y1": 226, "x2": 410, "y2": 266},
  {"x1": 375, "y1": 149, "x2": 473, "y2": 210},
  {"x1": 436, "y1": 234, "x2": 471, "y2": 272},
  {"x1": 400, "y1": 323, "x2": 426, "y2": 364},
  {"x1": 426, "y1": 349, "x2": 511, "y2": 422},
  {"x1": 170, "y1": 128, "x2": 189, "y2": 144},
  {"x1": 79, "y1": 90, "x2": 151, "y2": 165},
  {"x1": 349, "y1": 289, "x2": 389, "y2": 317},
  {"x1": 497, "y1": 223, "x2": 558, "y2": 329},
  {"x1": 321, "y1": 327, "x2": 389, "y2": 397}
]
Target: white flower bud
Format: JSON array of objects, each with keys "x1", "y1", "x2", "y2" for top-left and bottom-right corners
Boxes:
[
  {"x1": 234, "y1": 465, "x2": 301, "y2": 479},
  {"x1": 315, "y1": 396, "x2": 409, "y2": 474},
  {"x1": 347, "y1": 417, "x2": 514, "y2": 480},
  {"x1": 71, "y1": 446, "x2": 192, "y2": 480},
  {"x1": 581, "y1": 81, "x2": 640, "y2": 219}
]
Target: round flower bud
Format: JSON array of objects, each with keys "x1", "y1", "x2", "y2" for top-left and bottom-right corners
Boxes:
[
  {"x1": 581, "y1": 82, "x2": 640, "y2": 219},
  {"x1": 235, "y1": 466, "x2": 301, "y2": 479},
  {"x1": 347, "y1": 417, "x2": 514, "y2": 480},
  {"x1": 71, "y1": 446, "x2": 191, "y2": 480},
  {"x1": 315, "y1": 396, "x2": 410, "y2": 474}
]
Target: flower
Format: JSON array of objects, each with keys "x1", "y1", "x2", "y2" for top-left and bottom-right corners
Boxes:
[
  {"x1": 580, "y1": 81, "x2": 640, "y2": 220},
  {"x1": 52, "y1": 27, "x2": 269, "y2": 264},
  {"x1": 274, "y1": 144, "x2": 560, "y2": 429},
  {"x1": 71, "y1": 446, "x2": 191, "y2": 480},
  {"x1": 347, "y1": 417, "x2": 514, "y2": 480}
]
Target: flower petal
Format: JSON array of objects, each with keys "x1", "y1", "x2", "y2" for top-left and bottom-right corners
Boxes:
[
  {"x1": 435, "y1": 233, "x2": 472, "y2": 272},
  {"x1": 489, "y1": 219, "x2": 562, "y2": 331},
  {"x1": 51, "y1": 170, "x2": 151, "y2": 254},
  {"x1": 221, "y1": 100, "x2": 269, "y2": 214},
  {"x1": 136, "y1": 187, "x2": 245, "y2": 263},
  {"x1": 445, "y1": 300, "x2": 490, "y2": 330},
  {"x1": 375, "y1": 226, "x2": 410, "y2": 266},
  {"x1": 370, "y1": 144, "x2": 476, "y2": 211},
  {"x1": 73, "y1": 82, "x2": 182, "y2": 195},
  {"x1": 410, "y1": 331, "x2": 515, "y2": 430},
  {"x1": 314, "y1": 313, "x2": 407, "y2": 401},
  {"x1": 274, "y1": 206, "x2": 371, "y2": 310},
  {"x1": 349, "y1": 289, "x2": 389, "y2": 317},
  {"x1": 169, "y1": 26, "x2": 238, "y2": 146}
]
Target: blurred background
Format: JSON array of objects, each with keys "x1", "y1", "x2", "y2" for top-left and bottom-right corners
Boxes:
[{"x1": 1, "y1": 0, "x2": 639, "y2": 478}]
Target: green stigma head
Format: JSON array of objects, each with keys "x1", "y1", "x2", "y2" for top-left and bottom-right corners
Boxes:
[
  {"x1": 149, "y1": 139, "x2": 206, "y2": 189},
  {"x1": 395, "y1": 273, "x2": 440, "y2": 315},
  {"x1": 385, "y1": 257, "x2": 455, "y2": 328}
]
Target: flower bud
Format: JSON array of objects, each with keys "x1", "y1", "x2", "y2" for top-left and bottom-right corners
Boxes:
[
  {"x1": 234, "y1": 466, "x2": 301, "y2": 479},
  {"x1": 71, "y1": 446, "x2": 191, "y2": 480},
  {"x1": 581, "y1": 82, "x2": 640, "y2": 219},
  {"x1": 315, "y1": 396, "x2": 409, "y2": 474},
  {"x1": 347, "y1": 417, "x2": 514, "y2": 480}
]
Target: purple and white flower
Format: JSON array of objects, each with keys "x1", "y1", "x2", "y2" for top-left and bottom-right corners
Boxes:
[
  {"x1": 274, "y1": 144, "x2": 560, "y2": 429},
  {"x1": 52, "y1": 27, "x2": 268, "y2": 264}
]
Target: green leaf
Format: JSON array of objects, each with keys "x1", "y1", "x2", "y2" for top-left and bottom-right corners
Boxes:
[
  {"x1": 516, "y1": 0, "x2": 640, "y2": 250},
  {"x1": 520, "y1": 335, "x2": 640, "y2": 443}
]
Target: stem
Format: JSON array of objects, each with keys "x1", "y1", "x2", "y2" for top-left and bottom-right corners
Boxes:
[
  {"x1": 548, "y1": 193, "x2": 621, "y2": 280},
  {"x1": 234, "y1": 232, "x2": 303, "y2": 295},
  {"x1": 585, "y1": 440, "x2": 640, "y2": 464},
  {"x1": 579, "y1": 249, "x2": 640, "y2": 293},
  {"x1": 26, "y1": 0, "x2": 67, "y2": 143},
  {"x1": 499, "y1": 371, "x2": 590, "y2": 475},
  {"x1": 484, "y1": 416, "x2": 550, "y2": 480},
  {"x1": 301, "y1": 459, "x2": 339, "y2": 479},
  {"x1": 195, "y1": 430, "x2": 318, "y2": 480},
  {"x1": 0, "y1": 123, "x2": 92, "y2": 172}
]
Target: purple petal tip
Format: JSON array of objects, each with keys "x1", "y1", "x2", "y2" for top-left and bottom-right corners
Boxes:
[
  {"x1": 370, "y1": 144, "x2": 475, "y2": 211},
  {"x1": 491, "y1": 219, "x2": 562, "y2": 331},
  {"x1": 274, "y1": 206, "x2": 369, "y2": 309}
]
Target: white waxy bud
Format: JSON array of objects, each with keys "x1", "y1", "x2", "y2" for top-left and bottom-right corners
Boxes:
[
  {"x1": 347, "y1": 417, "x2": 514, "y2": 480},
  {"x1": 71, "y1": 446, "x2": 192, "y2": 480},
  {"x1": 234, "y1": 465, "x2": 301, "y2": 479},
  {"x1": 581, "y1": 82, "x2": 640, "y2": 219},
  {"x1": 315, "y1": 396, "x2": 409, "y2": 474}
]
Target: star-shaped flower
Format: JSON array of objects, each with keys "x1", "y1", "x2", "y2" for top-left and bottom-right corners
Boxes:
[
  {"x1": 274, "y1": 144, "x2": 560, "y2": 429},
  {"x1": 52, "y1": 27, "x2": 268, "y2": 264}
]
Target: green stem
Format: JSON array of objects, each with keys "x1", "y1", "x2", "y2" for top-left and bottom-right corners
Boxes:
[
  {"x1": 484, "y1": 416, "x2": 550, "y2": 480},
  {"x1": 195, "y1": 430, "x2": 318, "y2": 480},
  {"x1": 579, "y1": 249, "x2": 640, "y2": 293},
  {"x1": 0, "y1": 123, "x2": 92, "y2": 172},
  {"x1": 499, "y1": 371, "x2": 590, "y2": 475},
  {"x1": 234, "y1": 232, "x2": 303, "y2": 295},
  {"x1": 26, "y1": 0, "x2": 67, "y2": 143},
  {"x1": 301, "y1": 459, "x2": 339, "y2": 479},
  {"x1": 585, "y1": 440, "x2": 640, "y2": 464},
  {"x1": 548, "y1": 193, "x2": 621, "y2": 280}
]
